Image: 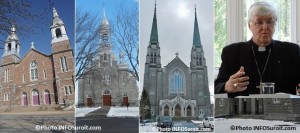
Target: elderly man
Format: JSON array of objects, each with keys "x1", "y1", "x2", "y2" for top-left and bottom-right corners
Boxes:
[{"x1": 215, "y1": 2, "x2": 300, "y2": 98}]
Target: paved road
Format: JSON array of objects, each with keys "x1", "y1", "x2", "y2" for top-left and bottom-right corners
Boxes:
[
  {"x1": 0, "y1": 112, "x2": 74, "y2": 133},
  {"x1": 76, "y1": 107, "x2": 138, "y2": 133},
  {"x1": 76, "y1": 116, "x2": 139, "y2": 133}
]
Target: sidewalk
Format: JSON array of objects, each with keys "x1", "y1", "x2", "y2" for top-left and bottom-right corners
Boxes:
[
  {"x1": 0, "y1": 110, "x2": 74, "y2": 116},
  {"x1": 85, "y1": 106, "x2": 110, "y2": 116}
]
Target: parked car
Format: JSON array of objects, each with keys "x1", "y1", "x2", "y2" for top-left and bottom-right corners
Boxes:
[
  {"x1": 157, "y1": 116, "x2": 173, "y2": 128},
  {"x1": 203, "y1": 117, "x2": 214, "y2": 129}
]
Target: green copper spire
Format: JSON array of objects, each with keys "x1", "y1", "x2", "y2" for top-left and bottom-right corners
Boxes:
[
  {"x1": 193, "y1": 8, "x2": 202, "y2": 48},
  {"x1": 150, "y1": 1, "x2": 158, "y2": 44}
]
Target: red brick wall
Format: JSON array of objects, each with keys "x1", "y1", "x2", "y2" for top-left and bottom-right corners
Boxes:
[
  {"x1": 52, "y1": 40, "x2": 75, "y2": 104},
  {"x1": 0, "y1": 43, "x2": 75, "y2": 107}
]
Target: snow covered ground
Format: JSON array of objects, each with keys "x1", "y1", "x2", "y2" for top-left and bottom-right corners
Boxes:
[
  {"x1": 75, "y1": 107, "x2": 101, "y2": 117},
  {"x1": 215, "y1": 118, "x2": 300, "y2": 133},
  {"x1": 139, "y1": 120, "x2": 205, "y2": 133},
  {"x1": 106, "y1": 107, "x2": 139, "y2": 117},
  {"x1": 139, "y1": 122, "x2": 158, "y2": 133}
]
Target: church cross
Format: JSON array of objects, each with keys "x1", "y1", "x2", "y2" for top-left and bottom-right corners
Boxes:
[{"x1": 256, "y1": 81, "x2": 264, "y2": 94}]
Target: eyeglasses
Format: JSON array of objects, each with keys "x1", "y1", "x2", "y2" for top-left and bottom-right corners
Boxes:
[{"x1": 251, "y1": 20, "x2": 276, "y2": 27}]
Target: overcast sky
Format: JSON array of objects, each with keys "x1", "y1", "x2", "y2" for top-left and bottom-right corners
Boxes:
[{"x1": 139, "y1": 0, "x2": 214, "y2": 98}]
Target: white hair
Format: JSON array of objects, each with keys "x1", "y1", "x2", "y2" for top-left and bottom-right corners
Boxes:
[{"x1": 248, "y1": 2, "x2": 277, "y2": 23}]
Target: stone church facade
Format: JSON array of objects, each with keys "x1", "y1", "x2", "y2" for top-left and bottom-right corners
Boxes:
[
  {"x1": 215, "y1": 98, "x2": 300, "y2": 121},
  {"x1": 0, "y1": 8, "x2": 75, "y2": 109},
  {"x1": 77, "y1": 11, "x2": 138, "y2": 107},
  {"x1": 142, "y1": 5, "x2": 211, "y2": 118}
]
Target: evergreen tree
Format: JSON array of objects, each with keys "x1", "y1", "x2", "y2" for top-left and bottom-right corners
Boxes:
[{"x1": 140, "y1": 89, "x2": 151, "y2": 120}]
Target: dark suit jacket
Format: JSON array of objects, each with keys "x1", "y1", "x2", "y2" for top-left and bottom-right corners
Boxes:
[{"x1": 215, "y1": 40, "x2": 300, "y2": 98}]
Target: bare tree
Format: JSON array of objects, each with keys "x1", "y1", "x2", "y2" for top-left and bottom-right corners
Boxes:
[
  {"x1": 0, "y1": 0, "x2": 52, "y2": 45},
  {"x1": 75, "y1": 8, "x2": 100, "y2": 81},
  {"x1": 111, "y1": 2, "x2": 139, "y2": 81}
]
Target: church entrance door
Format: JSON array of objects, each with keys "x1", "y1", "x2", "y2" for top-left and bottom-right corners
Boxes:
[
  {"x1": 22, "y1": 92, "x2": 28, "y2": 106},
  {"x1": 175, "y1": 104, "x2": 181, "y2": 116},
  {"x1": 87, "y1": 97, "x2": 93, "y2": 107},
  {"x1": 32, "y1": 90, "x2": 40, "y2": 106},
  {"x1": 103, "y1": 95, "x2": 111, "y2": 106},
  {"x1": 164, "y1": 106, "x2": 169, "y2": 116},
  {"x1": 187, "y1": 106, "x2": 192, "y2": 116},
  {"x1": 123, "y1": 96, "x2": 128, "y2": 106},
  {"x1": 44, "y1": 90, "x2": 51, "y2": 105}
]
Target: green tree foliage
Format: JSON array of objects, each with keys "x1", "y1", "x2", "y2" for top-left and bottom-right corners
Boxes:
[
  {"x1": 140, "y1": 89, "x2": 151, "y2": 120},
  {"x1": 214, "y1": 0, "x2": 227, "y2": 67}
]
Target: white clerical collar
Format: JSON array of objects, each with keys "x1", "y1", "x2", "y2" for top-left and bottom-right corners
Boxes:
[{"x1": 258, "y1": 47, "x2": 266, "y2": 52}]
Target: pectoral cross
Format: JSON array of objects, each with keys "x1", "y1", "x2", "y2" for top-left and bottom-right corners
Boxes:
[{"x1": 256, "y1": 81, "x2": 264, "y2": 94}]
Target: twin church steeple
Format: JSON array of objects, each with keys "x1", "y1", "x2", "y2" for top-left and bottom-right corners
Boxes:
[
  {"x1": 146, "y1": 3, "x2": 206, "y2": 69},
  {"x1": 2, "y1": 7, "x2": 71, "y2": 65}
]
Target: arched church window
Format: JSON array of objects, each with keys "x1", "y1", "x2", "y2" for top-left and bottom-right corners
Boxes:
[
  {"x1": 60, "y1": 56, "x2": 68, "y2": 72},
  {"x1": 104, "y1": 90, "x2": 110, "y2": 94},
  {"x1": 55, "y1": 28, "x2": 62, "y2": 38},
  {"x1": 169, "y1": 69, "x2": 184, "y2": 95},
  {"x1": 30, "y1": 61, "x2": 38, "y2": 80}
]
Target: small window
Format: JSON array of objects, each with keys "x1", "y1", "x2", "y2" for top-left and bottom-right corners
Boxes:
[
  {"x1": 22, "y1": 74, "x2": 25, "y2": 82},
  {"x1": 4, "y1": 94, "x2": 6, "y2": 101},
  {"x1": 68, "y1": 86, "x2": 72, "y2": 95},
  {"x1": 64, "y1": 86, "x2": 72, "y2": 95},
  {"x1": 220, "y1": 99, "x2": 224, "y2": 107},
  {"x1": 60, "y1": 56, "x2": 69, "y2": 72},
  {"x1": 43, "y1": 70, "x2": 47, "y2": 79},
  {"x1": 273, "y1": 98, "x2": 280, "y2": 104},
  {"x1": 102, "y1": 75, "x2": 105, "y2": 84},
  {"x1": 5, "y1": 68, "x2": 10, "y2": 82},
  {"x1": 4, "y1": 93, "x2": 10, "y2": 101},
  {"x1": 105, "y1": 74, "x2": 111, "y2": 84}
]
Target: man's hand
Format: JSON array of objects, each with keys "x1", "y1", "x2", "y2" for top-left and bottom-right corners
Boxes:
[{"x1": 225, "y1": 66, "x2": 250, "y2": 93}]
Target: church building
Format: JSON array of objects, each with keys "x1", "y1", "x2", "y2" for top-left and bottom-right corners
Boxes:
[
  {"x1": 0, "y1": 8, "x2": 75, "y2": 109},
  {"x1": 142, "y1": 4, "x2": 211, "y2": 118},
  {"x1": 215, "y1": 98, "x2": 300, "y2": 121},
  {"x1": 77, "y1": 10, "x2": 139, "y2": 107}
]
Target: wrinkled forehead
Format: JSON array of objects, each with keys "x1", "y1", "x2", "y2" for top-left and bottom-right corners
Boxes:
[{"x1": 252, "y1": 16, "x2": 274, "y2": 21}]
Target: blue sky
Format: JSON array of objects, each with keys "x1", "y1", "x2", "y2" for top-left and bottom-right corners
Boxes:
[
  {"x1": 0, "y1": 0, "x2": 75, "y2": 57},
  {"x1": 76, "y1": 0, "x2": 138, "y2": 53},
  {"x1": 76, "y1": 0, "x2": 137, "y2": 16}
]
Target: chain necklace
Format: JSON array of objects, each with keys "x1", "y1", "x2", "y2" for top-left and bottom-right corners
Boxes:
[{"x1": 251, "y1": 43, "x2": 272, "y2": 93}]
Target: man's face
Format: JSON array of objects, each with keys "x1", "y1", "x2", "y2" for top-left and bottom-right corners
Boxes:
[{"x1": 249, "y1": 15, "x2": 276, "y2": 46}]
